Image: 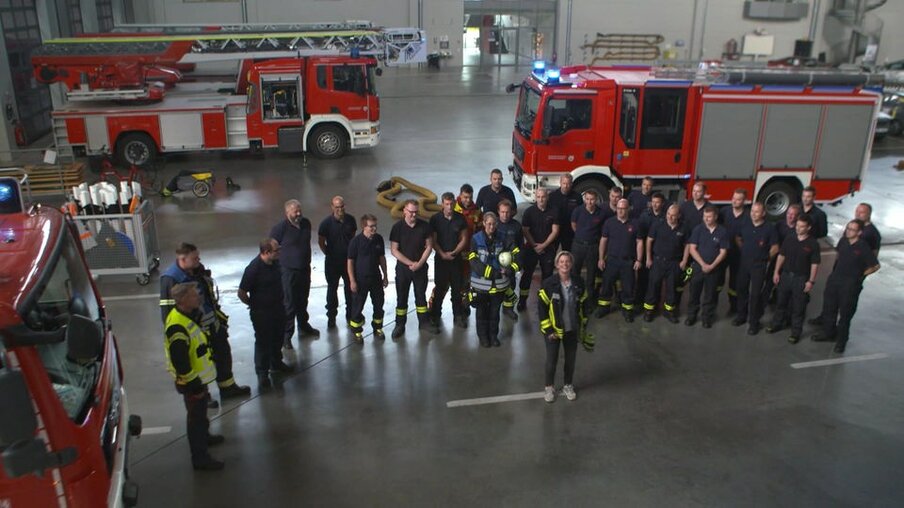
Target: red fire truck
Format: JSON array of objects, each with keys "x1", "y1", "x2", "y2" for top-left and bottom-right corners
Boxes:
[
  {"x1": 0, "y1": 176, "x2": 141, "y2": 507},
  {"x1": 508, "y1": 63, "x2": 884, "y2": 217},
  {"x1": 31, "y1": 22, "x2": 426, "y2": 165}
]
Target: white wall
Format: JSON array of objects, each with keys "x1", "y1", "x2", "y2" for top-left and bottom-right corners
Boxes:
[{"x1": 125, "y1": 0, "x2": 904, "y2": 66}]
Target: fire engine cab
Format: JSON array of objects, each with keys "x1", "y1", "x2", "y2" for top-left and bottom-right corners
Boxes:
[
  {"x1": 31, "y1": 22, "x2": 426, "y2": 165},
  {"x1": 0, "y1": 176, "x2": 141, "y2": 507},
  {"x1": 509, "y1": 62, "x2": 884, "y2": 218}
]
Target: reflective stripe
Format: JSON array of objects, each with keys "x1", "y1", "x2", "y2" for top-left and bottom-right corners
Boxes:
[
  {"x1": 622, "y1": 303, "x2": 634, "y2": 311},
  {"x1": 727, "y1": 289, "x2": 737, "y2": 297},
  {"x1": 396, "y1": 308, "x2": 407, "y2": 316},
  {"x1": 468, "y1": 252, "x2": 477, "y2": 260},
  {"x1": 373, "y1": 318, "x2": 383, "y2": 324},
  {"x1": 663, "y1": 303, "x2": 675, "y2": 311},
  {"x1": 643, "y1": 303, "x2": 655, "y2": 311},
  {"x1": 510, "y1": 263, "x2": 520, "y2": 271},
  {"x1": 519, "y1": 289, "x2": 529, "y2": 297},
  {"x1": 511, "y1": 247, "x2": 521, "y2": 255},
  {"x1": 597, "y1": 299, "x2": 611, "y2": 306},
  {"x1": 483, "y1": 265, "x2": 492, "y2": 278},
  {"x1": 416, "y1": 306, "x2": 428, "y2": 314},
  {"x1": 160, "y1": 299, "x2": 175, "y2": 306},
  {"x1": 538, "y1": 289, "x2": 551, "y2": 305},
  {"x1": 349, "y1": 319, "x2": 364, "y2": 327}
]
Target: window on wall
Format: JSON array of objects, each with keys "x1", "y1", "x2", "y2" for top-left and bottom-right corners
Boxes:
[
  {"x1": 96, "y1": 0, "x2": 114, "y2": 32},
  {"x1": 0, "y1": 0, "x2": 52, "y2": 144},
  {"x1": 63, "y1": 0, "x2": 84, "y2": 35}
]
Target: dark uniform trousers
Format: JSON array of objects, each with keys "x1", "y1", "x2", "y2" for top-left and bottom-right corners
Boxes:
[
  {"x1": 474, "y1": 291, "x2": 504, "y2": 342},
  {"x1": 819, "y1": 275, "x2": 862, "y2": 347},
  {"x1": 571, "y1": 239, "x2": 599, "y2": 303},
  {"x1": 430, "y1": 258, "x2": 466, "y2": 319},
  {"x1": 687, "y1": 262, "x2": 722, "y2": 323},
  {"x1": 736, "y1": 260, "x2": 769, "y2": 324},
  {"x1": 208, "y1": 323, "x2": 234, "y2": 386},
  {"x1": 325, "y1": 259, "x2": 352, "y2": 321},
  {"x1": 395, "y1": 264, "x2": 430, "y2": 326},
  {"x1": 282, "y1": 267, "x2": 311, "y2": 340},
  {"x1": 559, "y1": 231, "x2": 574, "y2": 253},
  {"x1": 349, "y1": 277, "x2": 385, "y2": 334},
  {"x1": 175, "y1": 383, "x2": 210, "y2": 462},
  {"x1": 718, "y1": 250, "x2": 741, "y2": 310},
  {"x1": 644, "y1": 257, "x2": 681, "y2": 314},
  {"x1": 251, "y1": 309, "x2": 284, "y2": 374},
  {"x1": 771, "y1": 272, "x2": 809, "y2": 336},
  {"x1": 519, "y1": 249, "x2": 555, "y2": 303},
  {"x1": 598, "y1": 258, "x2": 636, "y2": 313}
]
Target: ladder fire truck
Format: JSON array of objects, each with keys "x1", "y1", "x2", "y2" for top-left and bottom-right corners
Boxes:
[
  {"x1": 0, "y1": 175, "x2": 141, "y2": 507},
  {"x1": 31, "y1": 22, "x2": 426, "y2": 165},
  {"x1": 508, "y1": 62, "x2": 884, "y2": 218}
]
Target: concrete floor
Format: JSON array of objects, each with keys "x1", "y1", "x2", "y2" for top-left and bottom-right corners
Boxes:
[{"x1": 98, "y1": 67, "x2": 904, "y2": 507}]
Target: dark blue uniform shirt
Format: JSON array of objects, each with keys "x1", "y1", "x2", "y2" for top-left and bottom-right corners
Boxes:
[
  {"x1": 739, "y1": 220, "x2": 778, "y2": 264},
  {"x1": 548, "y1": 189, "x2": 581, "y2": 233},
  {"x1": 680, "y1": 200, "x2": 710, "y2": 231},
  {"x1": 601, "y1": 216, "x2": 640, "y2": 260},
  {"x1": 318, "y1": 214, "x2": 358, "y2": 262},
  {"x1": 270, "y1": 218, "x2": 312, "y2": 270},
  {"x1": 832, "y1": 238, "x2": 877, "y2": 280},
  {"x1": 689, "y1": 223, "x2": 730, "y2": 264},
  {"x1": 719, "y1": 206, "x2": 749, "y2": 252},
  {"x1": 627, "y1": 189, "x2": 652, "y2": 219},
  {"x1": 497, "y1": 218, "x2": 524, "y2": 249},
  {"x1": 649, "y1": 221, "x2": 689, "y2": 260},
  {"x1": 571, "y1": 206, "x2": 604, "y2": 242},
  {"x1": 239, "y1": 256, "x2": 285, "y2": 313},
  {"x1": 347, "y1": 233, "x2": 385, "y2": 280},
  {"x1": 476, "y1": 184, "x2": 518, "y2": 215},
  {"x1": 778, "y1": 234, "x2": 821, "y2": 276},
  {"x1": 429, "y1": 211, "x2": 467, "y2": 253}
]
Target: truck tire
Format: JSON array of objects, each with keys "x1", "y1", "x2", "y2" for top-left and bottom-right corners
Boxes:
[
  {"x1": 573, "y1": 178, "x2": 610, "y2": 202},
  {"x1": 308, "y1": 124, "x2": 348, "y2": 159},
  {"x1": 758, "y1": 181, "x2": 798, "y2": 220},
  {"x1": 116, "y1": 133, "x2": 156, "y2": 167}
]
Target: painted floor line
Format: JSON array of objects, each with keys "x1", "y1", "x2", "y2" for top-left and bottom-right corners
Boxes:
[
  {"x1": 790, "y1": 353, "x2": 889, "y2": 369},
  {"x1": 103, "y1": 294, "x2": 159, "y2": 301},
  {"x1": 141, "y1": 426, "x2": 173, "y2": 435},
  {"x1": 447, "y1": 392, "x2": 545, "y2": 408}
]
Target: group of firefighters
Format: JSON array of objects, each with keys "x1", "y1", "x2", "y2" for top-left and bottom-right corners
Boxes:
[{"x1": 158, "y1": 168, "x2": 882, "y2": 469}]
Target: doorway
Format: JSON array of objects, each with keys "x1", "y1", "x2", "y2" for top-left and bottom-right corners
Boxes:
[{"x1": 463, "y1": 0, "x2": 557, "y2": 68}]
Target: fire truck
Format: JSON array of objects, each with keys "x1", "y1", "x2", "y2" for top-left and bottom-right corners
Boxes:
[
  {"x1": 31, "y1": 22, "x2": 426, "y2": 165},
  {"x1": 508, "y1": 63, "x2": 884, "y2": 218},
  {"x1": 0, "y1": 176, "x2": 141, "y2": 507}
]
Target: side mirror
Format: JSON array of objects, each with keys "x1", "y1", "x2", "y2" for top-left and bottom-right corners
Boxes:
[
  {"x1": 505, "y1": 83, "x2": 518, "y2": 94},
  {"x1": 66, "y1": 314, "x2": 103, "y2": 363},
  {"x1": 541, "y1": 103, "x2": 554, "y2": 141}
]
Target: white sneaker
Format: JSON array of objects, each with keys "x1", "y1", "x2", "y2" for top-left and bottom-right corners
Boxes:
[
  {"x1": 563, "y1": 384, "x2": 577, "y2": 401},
  {"x1": 544, "y1": 386, "x2": 556, "y2": 403}
]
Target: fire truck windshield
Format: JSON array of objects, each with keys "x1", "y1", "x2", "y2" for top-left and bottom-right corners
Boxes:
[
  {"x1": 515, "y1": 85, "x2": 541, "y2": 138},
  {"x1": 21, "y1": 232, "x2": 103, "y2": 422}
]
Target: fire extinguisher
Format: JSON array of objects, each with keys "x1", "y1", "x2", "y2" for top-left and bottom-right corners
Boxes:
[{"x1": 13, "y1": 119, "x2": 27, "y2": 147}]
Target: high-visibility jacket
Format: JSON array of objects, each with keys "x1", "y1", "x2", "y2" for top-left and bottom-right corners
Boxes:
[
  {"x1": 469, "y1": 231, "x2": 520, "y2": 293},
  {"x1": 160, "y1": 262, "x2": 227, "y2": 332},
  {"x1": 537, "y1": 274, "x2": 593, "y2": 349},
  {"x1": 164, "y1": 308, "x2": 216, "y2": 386}
]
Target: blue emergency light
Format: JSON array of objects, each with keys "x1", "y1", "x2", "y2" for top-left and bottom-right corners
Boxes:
[
  {"x1": 0, "y1": 177, "x2": 25, "y2": 214},
  {"x1": 533, "y1": 60, "x2": 546, "y2": 71},
  {"x1": 546, "y1": 68, "x2": 561, "y2": 82}
]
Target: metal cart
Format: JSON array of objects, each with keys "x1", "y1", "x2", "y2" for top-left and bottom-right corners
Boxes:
[{"x1": 74, "y1": 200, "x2": 160, "y2": 285}]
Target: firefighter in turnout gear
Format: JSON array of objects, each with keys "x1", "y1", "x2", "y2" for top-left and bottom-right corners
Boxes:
[
  {"x1": 160, "y1": 243, "x2": 250, "y2": 400},
  {"x1": 164, "y1": 283, "x2": 224, "y2": 471},
  {"x1": 495, "y1": 199, "x2": 523, "y2": 321},
  {"x1": 539, "y1": 250, "x2": 593, "y2": 368},
  {"x1": 469, "y1": 212, "x2": 520, "y2": 347}
]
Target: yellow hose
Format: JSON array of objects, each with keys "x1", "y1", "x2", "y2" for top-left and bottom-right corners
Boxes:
[{"x1": 375, "y1": 176, "x2": 443, "y2": 220}]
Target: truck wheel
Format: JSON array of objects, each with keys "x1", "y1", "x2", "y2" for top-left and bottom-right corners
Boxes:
[
  {"x1": 758, "y1": 181, "x2": 798, "y2": 220},
  {"x1": 116, "y1": 133, "x2": 156, "y2": 167},
  {"x1": 309, "y1": 125, "x2": 348, "y2": 159},
  {"x1": 573, "y1": 178, "x2": 610, "y2": 202}
]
